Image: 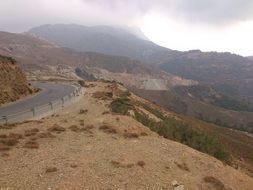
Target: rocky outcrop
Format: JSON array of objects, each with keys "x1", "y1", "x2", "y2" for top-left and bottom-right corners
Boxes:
[{"x1": 0, "y1": 55, "x2": 33, "y2": 105}]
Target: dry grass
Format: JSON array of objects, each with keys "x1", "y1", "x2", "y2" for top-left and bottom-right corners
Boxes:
[
  {"x1": 37, "y1": 132, "x2": 55, "y2": 138},
  {"x1": 0, "y1": 143, "x2": 11, "y2": 151},
  {"x1": 99, "y1": 125, "x2": 117, "y2": 134},
  {"x1": 69, "y1": 124, "x2": 94, "y2": 133},
  {"x1": 102, "y1": 111, "x2": 110, "y2": 115},
  {"x1": 110, "y1": 160, "x2": 134, "y2": 169},
  {"x1": 69, "y1": 125, "x2": 80, "y2": 132},
  {"x1": 140, "y1": 132, "x2": 148, "y2": 136},
  {"x1": 79, "y1": 120, "x2": 85, "y2": 126},
  {"x1": 0, "y1": 134, "x2": 7, "y2": 138},
  {"x1": 85, "y1": 125, "x2": 95, "y2": 130},
  {"x1": 8, "y1": 133, "x2": 23, "y2": 139},
  {"x1": 23, "y1": 141, "x2": 39, "y2": 149},
  {"x1": 203, "y1": 176, "x2": 232, "y2": 190},
  {"x1": 92, "y1": 91, "x2": 113, "y2": 100},
  {"x1": 174, "y1": 161, "x2": 190, "y2": 172},
  {"x1": 45, "y1": 167, "x2": 58, "y2": 173},
  {"x1": 70, "y1": 164, "x2": 78, "y2": 168},
  {"x1": 123, "y1": 133, "x2": 139, "y2": 139},
  {"x1": 48, "y1": 124, "x2": 66, "y2": 133},
  {"x1": 24, "y1": 128, "x2": 39, "y2": 136},
  {"x1": 79, "y1": 109, "x2": 88, "y2": 114},
  {"x1": 0, "y1": 137, "x2": 19, "y2": 146},
  {"x1": 1, "y1": 152, "x2": 9, "y2": 157},
  {"x1": 136, "y1": 161, "x2": 145, "y2": 167}
]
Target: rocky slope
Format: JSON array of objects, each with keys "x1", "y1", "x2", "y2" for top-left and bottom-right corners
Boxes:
[
  {"x1": 0, "y1": 31, "x2": 195, "y2": 90},
  {"x1": 0, "y1": 55, "x2": 33, "y2": 105},
  {"x1": 0, "y1": 81, "x2": 252, "y2": 189}
]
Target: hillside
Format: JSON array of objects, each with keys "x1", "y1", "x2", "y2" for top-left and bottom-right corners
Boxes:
[
  {"x1": 0, "y1": 31, "x2": 195, "y2": 90},
  {"x1": 0, "y1": 81, "x2": 253, "y2": 189},
  {"x1": 159, "y1": 50, "x2": 253, "y2": 101},
  {"x1": 1, "y1": 31, "x2": 253, "y2": 134},
  {"x1": 0, "y1": 55, "x2": 33, "y2": 105}
]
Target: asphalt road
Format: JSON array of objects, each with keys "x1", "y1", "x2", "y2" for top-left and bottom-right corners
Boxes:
[{"x1": 0, "y1": 83, "x2": 75, "y2": 117}]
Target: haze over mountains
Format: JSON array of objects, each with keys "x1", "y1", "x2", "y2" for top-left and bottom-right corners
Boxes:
[{"x1": 29, "y1": 24, "x2": 171, "y2": 64}]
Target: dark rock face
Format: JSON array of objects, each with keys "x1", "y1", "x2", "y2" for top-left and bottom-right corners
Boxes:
[{"x1": 0, "y1": 56, "x2": 32, "y2": 105}]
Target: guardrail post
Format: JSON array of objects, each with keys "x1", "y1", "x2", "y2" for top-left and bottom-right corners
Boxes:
[
  {"x1": 31, "y1": 107, "x2": 35, "y2": 117},
  {"x1": 49, "y1": 102, "x2": 53, "y2": 110},
  {"x1": 2, "y1": 116, "x2": 8, "y2": 125},
  {"x1": 61, "y1": 97, "x2": 64, "y2": 107}
]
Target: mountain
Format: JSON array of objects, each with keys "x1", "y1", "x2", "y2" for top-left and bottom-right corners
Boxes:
[
  {"x1": 29, "y1": 25, "x2": 253, "y2": 101},
  {"x1": 0, "y1": 55, "x2": 33, "y2": 105},
  {"x1": 159, "y1": 50, "x2": 253, "y2": 100},
  {"x1": 0, "y1": 80, "x2": 253, "y2": 188},
  {"x1": 0, "y1": 31, "x2": 194, "y2": 90},
  {"x1": 29, "y1": 24, "x2": 172, "y2": 64},
  {"x1": 2, "y1": 30, "x2": 253, "y2": 133}
]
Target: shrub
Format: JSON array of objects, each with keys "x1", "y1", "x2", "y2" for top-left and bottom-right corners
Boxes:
[
  {"x1": 110, "y1": 98, "x2": 133, "y2": 115},
  {"x1": 136, "y1": 161, "x2": 145, "y2": 167},
  {"x1": 99, "y1": 125, "x2": 117, "y2": 134},
  {"x1": 78, "y1": 80, "x2": 85, "y2": 87},
  {"x1": 140, "y1": 103, "x2": 165, "y2": 120},
  {"x1": 203, "y1": 176, "x2": 228, "y2": 190},
  {"x1": 23, "y1": 141, "x2": 39, "y2": 149},
  {"x1": 134, "y1": 111, "x2": 231, "y2": 163},
  {"x1": 123, "y1": 132, "x2": 139, "y2": 138},
  {"x1": 79, "y1": 109, "x2": 88, "y2": 114},
  {"x1": 45, "y1": 167, "x2": 58, "y2": 173},
  {"x1": 48, "y1": 124, "x2": 66, "y2": 132}
]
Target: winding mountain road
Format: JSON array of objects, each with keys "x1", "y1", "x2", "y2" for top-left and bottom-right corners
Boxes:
[{"x1": 0, "y1": 83, "x2": 76, "y2": 117}]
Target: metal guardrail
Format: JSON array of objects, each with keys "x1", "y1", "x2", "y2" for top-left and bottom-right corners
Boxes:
[{"x1": 0, "y1": 85, "x2": 82, "y2": 125}]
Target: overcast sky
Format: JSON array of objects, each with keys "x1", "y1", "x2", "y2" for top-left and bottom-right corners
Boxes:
[{"x1": 0, "y1": 0, "x2": 253, "y2": 56}]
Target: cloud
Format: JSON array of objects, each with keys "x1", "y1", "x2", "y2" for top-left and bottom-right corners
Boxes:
[{"x1": 0, "y1": 0, "x2": 253, "y2": 32}]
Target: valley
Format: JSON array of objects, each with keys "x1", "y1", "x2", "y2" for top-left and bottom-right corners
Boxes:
[{"x1": 0, "y1": 24, "x2": 253, "y2": 188}]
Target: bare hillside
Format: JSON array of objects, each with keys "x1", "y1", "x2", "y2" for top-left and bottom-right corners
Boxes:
[{"x1": 0, "y1": 81, "x2": 253, "y2": 189}]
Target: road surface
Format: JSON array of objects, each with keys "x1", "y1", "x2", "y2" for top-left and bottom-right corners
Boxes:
[{"x1": 0, "y1": 83, "x2": 75, "y2": 117}]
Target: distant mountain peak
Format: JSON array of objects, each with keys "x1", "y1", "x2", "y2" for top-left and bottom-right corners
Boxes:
[{"x1": 29, "y1": 24, "x2": 170, "y2": 63}]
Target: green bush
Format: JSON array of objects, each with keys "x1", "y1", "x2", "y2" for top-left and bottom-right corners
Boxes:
[
  {"x1": 134, "y1": 111, "x2": 231, "y2": 163},
  {"x1": 110, "y1": 97, "x2": 231, "y2": 163},
  {"x1": 78, "y1": 80, "x2": 85, "y2": 87},
  {"x1": 110, "y1": 98, "x2": 133, "y2": 115},
  {"x1": 140, "y1": 103, "x2": 165, "y2": 120}
]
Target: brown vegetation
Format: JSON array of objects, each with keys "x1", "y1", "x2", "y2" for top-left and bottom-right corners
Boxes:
[
  {"x1": 45, "y1": 167, "x2": 58, "y2": 173},
  {"x1": 203, "y1": 176, "x2": 232, "y2": 190},
  {"x1": 174, "y1": 161, "x2": 190, "y2": 172},
  {"x1": 99, "y1": 125, "x2": 117, "y2": 134},
  {"x1": 24, "y1": 128, "x2": 39, "y2": 136},
  {"x1": 23, "y1": 141, "x2": 39, "y2": 149},
  {"x1": 110, "y1": 160, "x2": 134, "y2": 169},
  {"x1": 123, "y1": 132, "x2": 139, "y2": 138},
  {"x1": 48, "y1": 124, "x2": 66, "y2": 132},
  {"x1": 136, "y1": 161, "x2": 145, "y2": 167}
]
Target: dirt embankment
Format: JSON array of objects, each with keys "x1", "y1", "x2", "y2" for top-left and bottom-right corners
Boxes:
[
  {"x1": 0, "y1": 81, "x2": 252, "y2": 190},
  {"x1": 0, "y1": 56, "x2": 33, "y2": 105}
]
